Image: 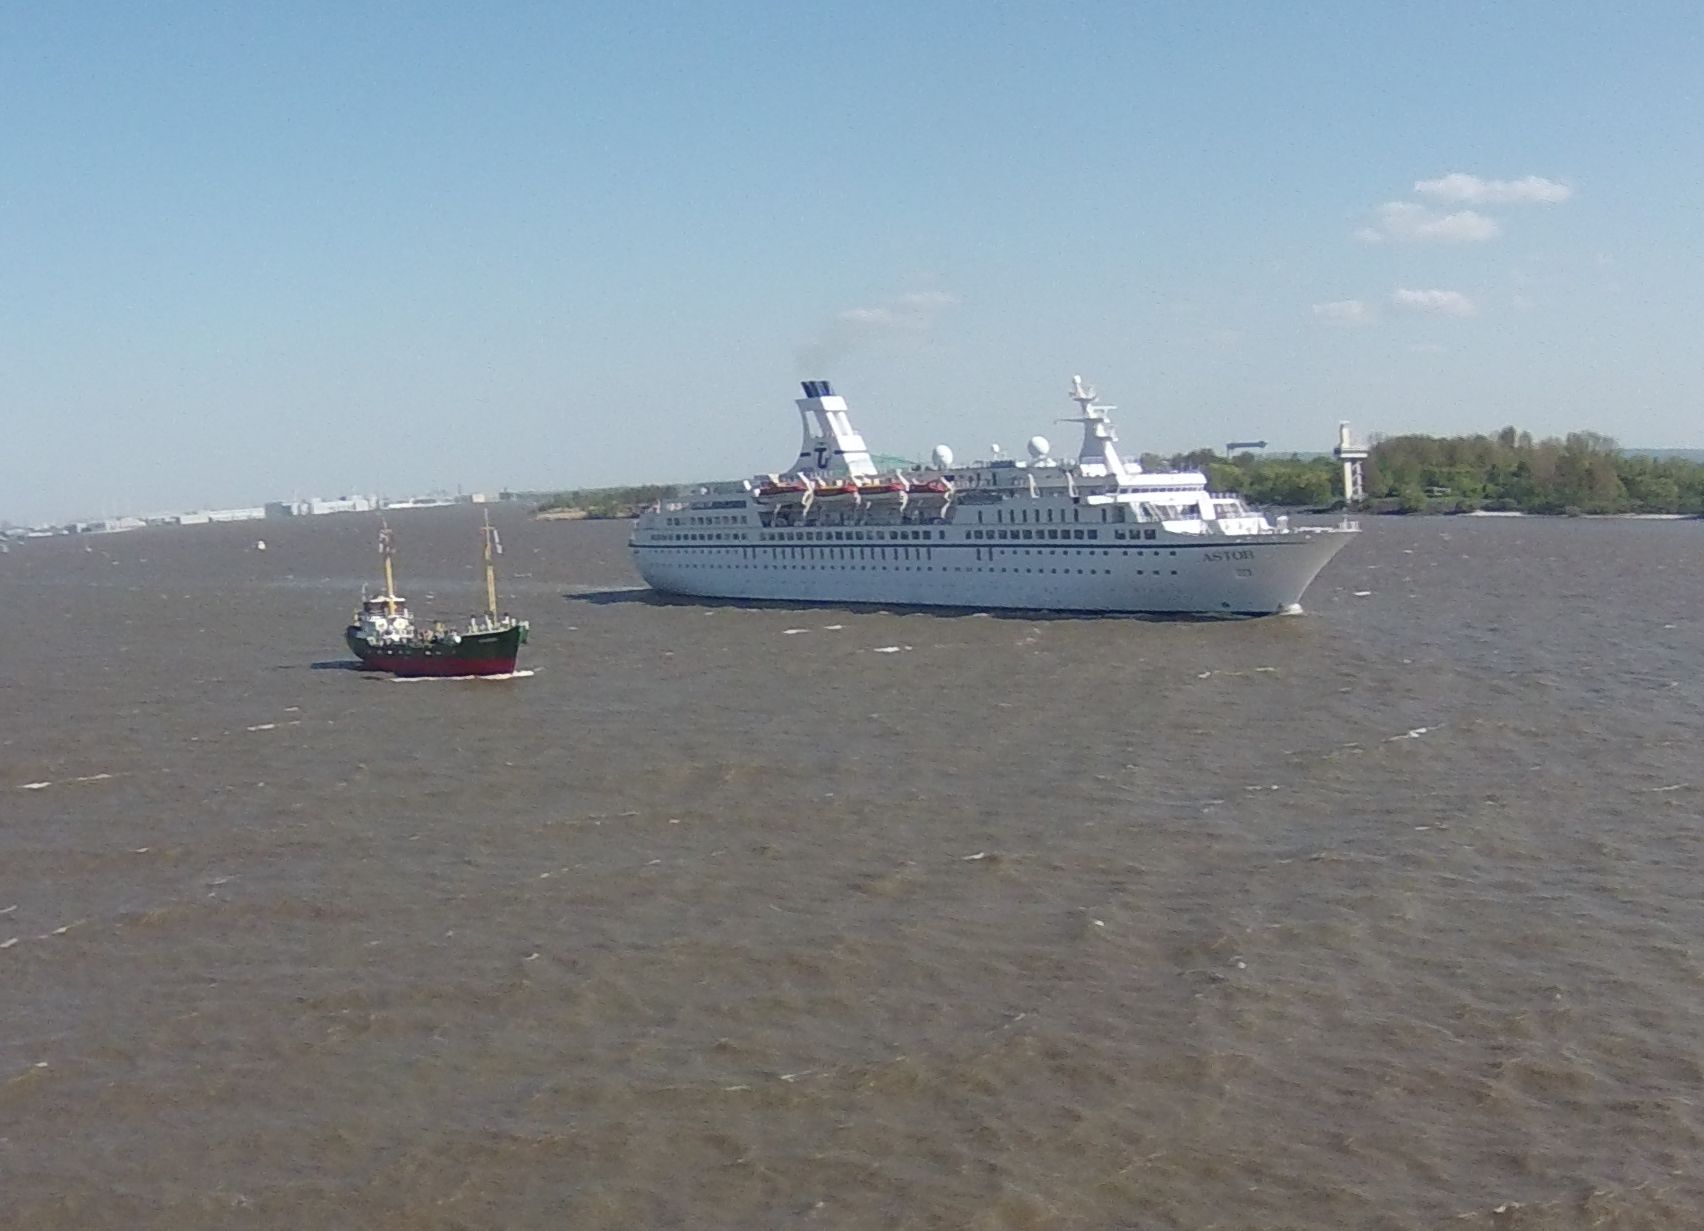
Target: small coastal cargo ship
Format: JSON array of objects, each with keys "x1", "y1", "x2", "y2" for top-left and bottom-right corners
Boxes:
[
  {"x1": 346, "y1": 517, "x2": 528, "y2": 676},
  {"x1": 630, "y1": 376, "x2": 1356, "y2": 615}
]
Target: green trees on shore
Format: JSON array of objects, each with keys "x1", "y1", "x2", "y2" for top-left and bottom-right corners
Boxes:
[
  {"x1": 533, "y1": 485, "x2": 670, "y2": 518},
  {"x1": 1359, "y1": 429, "x2": 1702, "y2": 514},
  {"x1": 1134, "y1": 450, "x2": 1337, "y2": 507},
  {"x1": 1159, "y1": 429, "x2": 1704, "y2": 515}
]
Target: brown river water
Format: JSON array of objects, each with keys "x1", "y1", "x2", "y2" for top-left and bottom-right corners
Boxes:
[{"x1": 3, "y1": 505, "x2": 1703, "y2": 1229}]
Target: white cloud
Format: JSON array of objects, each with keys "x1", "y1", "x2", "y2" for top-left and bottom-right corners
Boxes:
[
  {"x1": 836, "y1": 291, "x2": 959, "y2": 329},
  {"x1": 1414, "y1": 173, "x2": 1572, "y2": 204},
  {"x1": 1313, "y1": 299, "x2": 1375, "y2": 325},
  {"x1": 1361, "y1": 201, "x2": 1500, "y2": 244},
  {"x1": 1391, "y1": 288, "x2": 1477, "y2": 317},
  {"x1": 798, "y1": 290, "x2": 960, "y2": 372}
]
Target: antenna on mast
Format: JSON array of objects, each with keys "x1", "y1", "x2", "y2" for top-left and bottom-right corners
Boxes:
[{"x1": 1070, "y1": 375, "x2": 1097, "y2": 415}]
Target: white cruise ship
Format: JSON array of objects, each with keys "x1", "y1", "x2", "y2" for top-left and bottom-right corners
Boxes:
[{"x1": 630, "y1": 377, "x2": 1356, "y2": 616}]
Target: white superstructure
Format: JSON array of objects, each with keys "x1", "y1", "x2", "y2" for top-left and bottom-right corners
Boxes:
[{"x1": 630, "y1": 377, "x2": 1357, "y2": 616}]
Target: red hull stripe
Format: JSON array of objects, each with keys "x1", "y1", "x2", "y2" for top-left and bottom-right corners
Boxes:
[{"x1": 353, "y1": 655, "x2": 519, "y2": 677}]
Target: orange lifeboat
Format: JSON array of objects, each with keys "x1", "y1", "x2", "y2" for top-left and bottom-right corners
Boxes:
[{"x1": 755, "y1": 479, "x2": 810, "y2": 501}]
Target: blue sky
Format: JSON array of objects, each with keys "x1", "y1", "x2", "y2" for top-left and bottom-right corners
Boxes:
[{"x1": 3, "y1": 2, "x2": 1700, "y2": 523}]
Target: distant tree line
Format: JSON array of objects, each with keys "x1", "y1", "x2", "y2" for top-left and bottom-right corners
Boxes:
[
  {"x1": 533, "y1": 485, "x2": 671, "y2": 518},
  {"x1": 1149, "y1": 427, "x2": 1704, "y2": 515},
  {"x1": 1138, "y1": 450, "x2": 1349, "y2": 508}
]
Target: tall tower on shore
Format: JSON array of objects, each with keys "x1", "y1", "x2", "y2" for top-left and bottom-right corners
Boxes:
[{"x1": 1334, "y1": 422, "x2": 1369, "y2": 503}]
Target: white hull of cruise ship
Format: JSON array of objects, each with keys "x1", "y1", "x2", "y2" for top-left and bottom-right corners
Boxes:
[
  {"x1": 630, "y1": 377, "x2": 1356, "y2": 616},
  {"x1": 633, "y1": 530, "x2": 1347, "y2": 615}
]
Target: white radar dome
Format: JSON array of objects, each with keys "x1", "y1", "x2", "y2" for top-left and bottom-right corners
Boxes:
[
  {"x1": 1026, "y1": 435, "x2": 1051, "y2": 459},
  {"x1": 930, "y1": 444, "x2": 955, "y2": 468}
]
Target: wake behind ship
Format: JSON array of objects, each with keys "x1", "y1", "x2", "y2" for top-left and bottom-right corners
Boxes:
[{"x1": 630, "y1": 377, "x2": 1356, "y2": 616}]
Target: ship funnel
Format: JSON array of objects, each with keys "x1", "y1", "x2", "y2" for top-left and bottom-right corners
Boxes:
[{"x1": 789, "y1": 379, "x2": 876, "y2": 478}]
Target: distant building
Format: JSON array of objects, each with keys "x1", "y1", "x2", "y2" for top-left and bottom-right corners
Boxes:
[
  {"x1": 305, "y1": 495, "x2": 377, "y2": 515},
  {"x1": 79, "y1": 517, "x2": 145, "y2": 534},
  {"x1": 205, "y1": 507, "x2": 267, "y2": 522},
  {"x1": 269, "y1": 495, "x2": 378, "y2": 516}
]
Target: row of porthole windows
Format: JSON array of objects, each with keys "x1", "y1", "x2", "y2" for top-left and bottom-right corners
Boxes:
[
  {"x1": 983, "y1": 506, "x2": 1111, "y2": 524},
  {"x1": 649, "y1": 550, "x2": 1184, "y2": 577},
  {"x1": 660, "y1": 506, "x2": 1202, "y2": 532},
  {"x1": 970, "y1": 527, "x2": 1098, "y2": 541},
  {"x1": 735, "y1": 548, "x2": 935, "y2": 563},
  {"x1": 638, "y1": 545, "x2": 1185, "y2": 562},
  {"x1": 757, "y1": 546, "x2": 932, "y2": 561},
  {"x1": 660, "y1": 561, "x2": 1181, "y2": 577},
  {"x1": 760, "y1": 528, "x2": 942, "y2": 542},
  {"x1": 650, "y1": 529, "x2": 1172, "y2": 546}
]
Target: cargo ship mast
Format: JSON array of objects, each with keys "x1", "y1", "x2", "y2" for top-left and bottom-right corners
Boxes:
[
  {"x1": 482, "y1": 511, "x2": 499, "y2": 618},
  {"x1": 379, "y1": 521, "x2": 398, "y2": 615}
]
